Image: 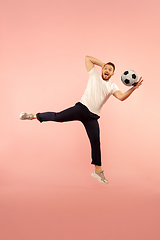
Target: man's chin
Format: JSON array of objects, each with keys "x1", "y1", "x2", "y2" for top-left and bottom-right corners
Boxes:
[{"x1": 102, "y1": 75, "x2": 110, "y2": 81}]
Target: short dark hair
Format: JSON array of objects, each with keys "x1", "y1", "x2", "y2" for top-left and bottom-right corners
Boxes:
[{"x1": 103, "y1": 62, "x2": 115, "y2": 72}]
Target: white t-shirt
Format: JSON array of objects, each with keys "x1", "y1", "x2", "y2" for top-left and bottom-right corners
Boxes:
[{"x1": 80, "y1": 67, "x2": 119, "y2": 115}]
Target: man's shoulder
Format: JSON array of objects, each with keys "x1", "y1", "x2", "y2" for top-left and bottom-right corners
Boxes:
[{"x1": 110, "y1": 82, "x2": 120, "y2": 92}]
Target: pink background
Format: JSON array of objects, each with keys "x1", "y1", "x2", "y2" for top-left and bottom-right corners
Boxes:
[{"x1": 1, "y1": 0, "x2": 160, "y2": 239}]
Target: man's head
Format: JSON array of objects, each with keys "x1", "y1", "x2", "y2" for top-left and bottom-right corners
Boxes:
[{"x1": 102, "y1": 62, "x2": 115, "y2": 81}]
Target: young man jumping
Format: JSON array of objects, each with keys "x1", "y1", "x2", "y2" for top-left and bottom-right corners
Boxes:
[{"x1": 20, "y1": 56, "x2": 143, "y2": 184}]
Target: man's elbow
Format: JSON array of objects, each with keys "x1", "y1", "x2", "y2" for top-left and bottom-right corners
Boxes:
[
  {"x1": 114, "y1": 92, "x2": 124, "y2": 101},
  {"x1": 118, "y1": 95, "x2": 126, "y2": 101},
  {"x1": 120, "y1": 97, "x2": 125, "y2": 101},
  {"x1": 119, "y1": 93, "x2": 126, "y2": 101},
  {"x1": 120, "y1": 96, "x2": 127, "y2": 101}
]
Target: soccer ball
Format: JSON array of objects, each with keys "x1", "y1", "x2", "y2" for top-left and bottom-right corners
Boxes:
[{"x1": 121, "y1": 70, "x2": 138, "y2": 86}]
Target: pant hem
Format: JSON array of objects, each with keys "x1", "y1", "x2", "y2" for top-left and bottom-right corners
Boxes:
[{"x1": 36, "y1": 113, "x2": 43, "y2": 123}]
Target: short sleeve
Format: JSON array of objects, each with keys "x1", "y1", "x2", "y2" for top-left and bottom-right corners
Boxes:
[
  {"x1": 111, "y1": 83, "x2": 120, "y2": 94},
  {"x1": 88, "y1": 67, "x2": 96, "y2": 76}
]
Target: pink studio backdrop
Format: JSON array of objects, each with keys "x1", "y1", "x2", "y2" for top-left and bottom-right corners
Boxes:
[{"x1": 0, "y1": 0, "x2": 160, "y2": 240}]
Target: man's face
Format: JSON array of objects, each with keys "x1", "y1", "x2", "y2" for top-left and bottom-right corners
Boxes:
[{"x1": 102, "y1": 64, "x2": 114, "y2": 81}]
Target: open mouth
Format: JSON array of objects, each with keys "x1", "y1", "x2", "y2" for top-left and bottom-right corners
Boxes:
[{"x1": 104, "y1": 73, "x2": 109, "y2": 77}]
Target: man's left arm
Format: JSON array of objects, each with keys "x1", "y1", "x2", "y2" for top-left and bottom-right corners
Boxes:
[{"x1": 113, "y1": 77, "x2": 143, "y2": 101}]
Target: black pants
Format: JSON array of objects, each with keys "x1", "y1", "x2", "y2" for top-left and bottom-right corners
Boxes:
[{"x1": 36, "y1": 102, "x2": 101, "y2": 166}]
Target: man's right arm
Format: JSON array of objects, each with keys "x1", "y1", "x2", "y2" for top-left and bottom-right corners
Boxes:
[{"x1": 85, "y1": 56, "x2": 105, "y2": 72}]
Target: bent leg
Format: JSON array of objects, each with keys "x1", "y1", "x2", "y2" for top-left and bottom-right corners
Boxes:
[{"x1": 83, "y1": 119, "x2": 101, "y2": 166}]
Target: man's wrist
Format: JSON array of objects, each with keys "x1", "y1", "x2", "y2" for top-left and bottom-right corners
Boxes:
[{"x1": 131, "y1": 86, "x2": 136, "y2": 91}]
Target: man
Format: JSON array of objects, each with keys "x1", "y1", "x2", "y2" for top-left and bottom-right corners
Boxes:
[{"x1": 20, "y1": 56, "x2": 143, "y2": 184}]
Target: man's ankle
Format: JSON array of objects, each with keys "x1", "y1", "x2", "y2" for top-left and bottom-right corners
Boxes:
[{"x1": 95, "y1": 165, "x2": 102, "y2": 173}]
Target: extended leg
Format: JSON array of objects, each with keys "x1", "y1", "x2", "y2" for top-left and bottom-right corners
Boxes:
[
  {"x1": 20, "y1": 104, "x2": 83, "y2": 122},
  {"x1": 36, "y1": 104, "x2": 82, "y2": 123}
]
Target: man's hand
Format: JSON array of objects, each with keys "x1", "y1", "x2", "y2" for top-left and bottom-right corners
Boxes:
[{"x1": 132, "y1": 77, "x2": 143, "y2": 90}]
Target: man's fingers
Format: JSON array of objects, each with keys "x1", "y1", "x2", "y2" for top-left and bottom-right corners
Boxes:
[
  {"x1": 138, "y1": 77, "x2": 143, "y2": 84},
  {"x1": 133, "y1": 77, "x2": 143, "y2": 89}
]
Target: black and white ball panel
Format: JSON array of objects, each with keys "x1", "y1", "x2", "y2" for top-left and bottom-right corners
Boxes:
[{"x1": 121, "y1": 70, "x2": 138, "y2": 86}]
